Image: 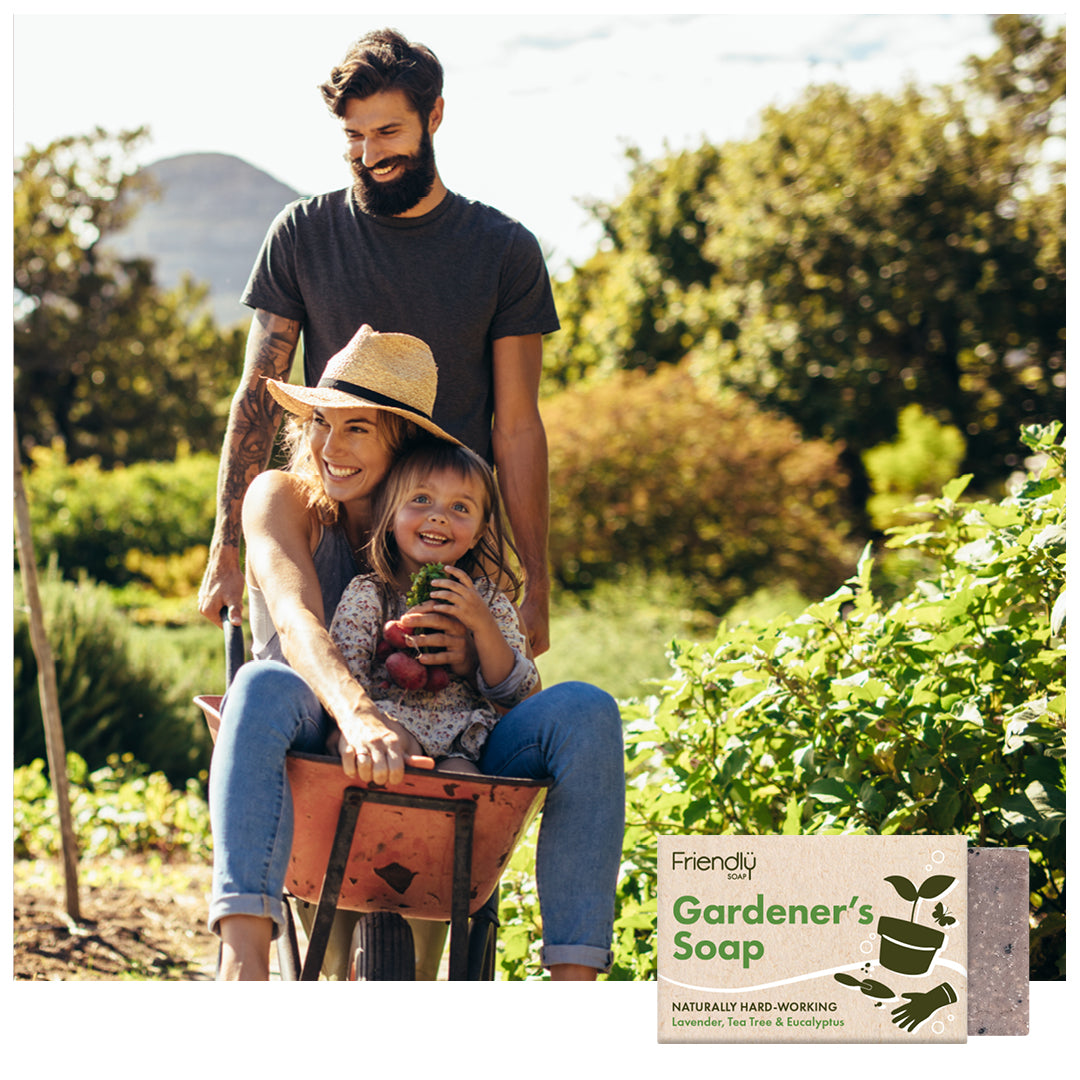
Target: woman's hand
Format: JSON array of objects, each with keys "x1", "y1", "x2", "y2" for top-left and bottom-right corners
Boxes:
[{"x1": 332, "y1": 710, "x2": 420, "y2": 786}]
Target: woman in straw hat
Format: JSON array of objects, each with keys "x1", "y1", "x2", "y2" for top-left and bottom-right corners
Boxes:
[{"x1": 208, "y1": 325, "x2": 624, "y2": 981}]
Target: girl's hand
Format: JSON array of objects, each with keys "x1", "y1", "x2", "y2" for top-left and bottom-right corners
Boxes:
[
  {"x1": 421, "y1": 565, "x2": 516, "y2": 689},
  {"x1": 423, "y1": 564, "x2": 496, "y2": 634},
  {"x1": 399, "y1": 590, "x2": 476, "y2": 678}
]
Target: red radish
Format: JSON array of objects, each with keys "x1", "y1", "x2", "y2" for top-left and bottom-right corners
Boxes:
[
  {"x1": 425, "y1": 666, "x2": 450, "y2": 692},
  {"x1": 385, "y1": 651, "x2": 428, "y2": 691},
  {"x1": 383, "y1": 620, "x2": 410, "y2": 650},
  {"x1": 374, "y1": 638, "x2": 395, "y2": 662}
]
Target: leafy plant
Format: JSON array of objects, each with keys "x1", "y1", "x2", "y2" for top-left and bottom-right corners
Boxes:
[
  {"x1": 604, "y1": 423, "x2": 1064, "y2": 980},
  {"x1": 544, "y1": 361, "x2": 857, "y2": 614},
  {"x1": 19, "y1": 440, "x2": 219, "y2": 591},
  {"x1": 14, "y1": 567, "x2": 213, "y2": 783},
  {"x1": 862, "y1": 405, "x2": 967, "y2": 532},
  {"x1": 14, "y1": 752, "x2": 211, "y2": 862},
  {"x1": 406, "y1": 562, "x2": 446, "y2": 606}
]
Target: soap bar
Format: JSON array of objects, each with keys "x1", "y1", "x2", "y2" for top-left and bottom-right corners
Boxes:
[
  {"x1": 967, "y1": 847, "x2": 1030, "y2": 1036},
  {"x1": 657, "y1": 835, "x2": 968, "y2": 1042}
]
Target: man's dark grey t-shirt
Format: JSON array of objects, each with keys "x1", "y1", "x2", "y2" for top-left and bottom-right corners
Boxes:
[{"x1": 241, "y1": 188, "x2": 560, "y2": 459}]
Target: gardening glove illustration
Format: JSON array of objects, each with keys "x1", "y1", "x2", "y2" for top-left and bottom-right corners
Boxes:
[{"x1": 890, "y1": 982, "x2": 957, "y2": 1032}]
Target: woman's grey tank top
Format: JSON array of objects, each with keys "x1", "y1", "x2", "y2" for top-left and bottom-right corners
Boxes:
[{"x1": 248, "y1": 524, "x2": 359, "y2": 665}]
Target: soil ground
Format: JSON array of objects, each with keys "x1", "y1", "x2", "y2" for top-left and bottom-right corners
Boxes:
[
  {"x1": 13, "y1": 856, "x2": 218, "y2": 981},
  {"x1": 13, "y1": 855, "x2": 450, "y2": 980}
]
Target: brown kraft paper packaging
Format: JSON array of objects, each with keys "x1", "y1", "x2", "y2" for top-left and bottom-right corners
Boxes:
[{"x1": 658, "y1": 835, "x2": 968, "y2": 1043}]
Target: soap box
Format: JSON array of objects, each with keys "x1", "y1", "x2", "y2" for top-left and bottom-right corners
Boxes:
[{"x1": 658, "y1": 835, "x2": 968, "y2": 1043}]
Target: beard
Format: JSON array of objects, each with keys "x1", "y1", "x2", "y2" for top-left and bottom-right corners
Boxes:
[{"x1": 349, "y1": 127, "x2": 437, "y2": 217}]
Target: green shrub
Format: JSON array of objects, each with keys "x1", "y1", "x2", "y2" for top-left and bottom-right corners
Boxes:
[
  {"x1": 20, "y1": 441, "x2": 218, "y2": 588},
  {"x1": 544, "y1": 362, "x2": 858, "y2": 614},
  {"x1": 14, "y1": 568, "x2": 213, "y2": 783},
  {"x1": 863, "y1": 404, "x2": 968, "y2": 532},
  {"x1": 539, "y1": 423, "x2": 1061, "y2": 981},
  {"x1": 14, "y1": 752, "x2": 211, "y2": 862}
]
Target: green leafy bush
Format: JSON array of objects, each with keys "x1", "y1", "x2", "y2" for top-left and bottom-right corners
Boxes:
[
  {"x1": 520, "y1": 423, "x2": 1061, "y2": 981},
  {"x1": 544, "y1": 362, "x2": 857, "y2": 614},
  {"x1": 20, "y1": 441, "x2": 218, "y2": 589},
  {"x1": 14, "y1": 752, "x2": 211, "y2": 861},
  {"x1": 863, "y1": 404, "x2": 968, "y2": 532},
  {"x1": 14, "y1": 568, "x2": 213, "y2": 783}
]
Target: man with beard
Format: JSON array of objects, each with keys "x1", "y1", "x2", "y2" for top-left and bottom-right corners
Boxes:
[{"x1": 199, "y1": 27, "x2": 559, "y2": 654}]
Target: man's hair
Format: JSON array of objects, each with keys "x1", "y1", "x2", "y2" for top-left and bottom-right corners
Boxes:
[{"x1": 320, "y1": 28, "x2": 444, "y2": 120}]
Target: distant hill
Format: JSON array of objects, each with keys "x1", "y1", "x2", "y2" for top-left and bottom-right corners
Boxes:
[{"x1": 105, "y1": 152, "x2": 304, "y2": 328}]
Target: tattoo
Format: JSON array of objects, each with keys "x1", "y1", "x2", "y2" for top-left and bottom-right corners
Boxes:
[{"x1": 216, "y1": 312, "x2": 300, "y2": 546}]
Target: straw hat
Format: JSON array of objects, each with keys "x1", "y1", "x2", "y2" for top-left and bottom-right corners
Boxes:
[{"x1": 264, "y1": 324, "x2": 461, "y2": 444}]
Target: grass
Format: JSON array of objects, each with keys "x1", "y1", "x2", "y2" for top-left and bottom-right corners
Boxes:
[
  {"x1": 538, "y1": 574, "x2": 810, "y2": 702},
  {"x1": 537, "y1": 572, "x2": 715, "y2": 701}
]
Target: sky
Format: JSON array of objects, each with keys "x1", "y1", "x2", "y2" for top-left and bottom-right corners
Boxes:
[{"x1": 12, "y1": 7, "x2": 1059, "y2": 275}]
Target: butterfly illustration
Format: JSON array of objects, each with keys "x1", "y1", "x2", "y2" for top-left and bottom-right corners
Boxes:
[{"x1": 932, "y1": 901, "x2": 956, "y2": 927}]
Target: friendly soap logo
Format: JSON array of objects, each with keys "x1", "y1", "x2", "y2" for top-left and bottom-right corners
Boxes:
[{"x1": 657, "y1": 835, "x2": 968, "y2": 1044}]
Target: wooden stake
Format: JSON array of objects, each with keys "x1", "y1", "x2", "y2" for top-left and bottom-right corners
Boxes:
[{"x1": 13, "y1": 418, "x2": 81, "y2": 921}]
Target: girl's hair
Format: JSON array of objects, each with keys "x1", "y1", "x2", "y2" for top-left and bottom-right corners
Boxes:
[
  {"x1": 280, "y1": 409, "x2": 420, "y2": 524},
  {"x1": 366, "y1": 438, "x2": 522, "y2": 600}
]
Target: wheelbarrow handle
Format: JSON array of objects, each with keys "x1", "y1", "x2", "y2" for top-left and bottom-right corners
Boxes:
[{"x1": 221, "y1": 606, "x2": 246, "y2": 689}]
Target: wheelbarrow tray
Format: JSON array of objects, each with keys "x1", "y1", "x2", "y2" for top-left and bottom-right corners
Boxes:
[
  {"x1": 194, "y1": 694, "x2": 547, "y2": 923},
  {"x1": 284, "y1": 750, "x2": 546, "y2": 919}
]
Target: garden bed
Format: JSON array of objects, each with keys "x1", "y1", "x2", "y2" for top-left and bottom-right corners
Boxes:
[{"x1": 13, "y1": 856, "x2": 217, "y2": 981}]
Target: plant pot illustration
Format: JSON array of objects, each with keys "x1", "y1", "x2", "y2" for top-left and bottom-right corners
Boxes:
[
  {"x1": 877, "y1": 872, "x2": 956, "y2": 976},
  {"x1": 877, "y1": 915, "x2": 946, "y2": 975}
]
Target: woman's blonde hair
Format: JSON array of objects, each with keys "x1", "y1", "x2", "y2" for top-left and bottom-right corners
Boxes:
[
  {"x1": 280, "y1": 409, "x2": 420, "y2": 524},
  {"x1": 366, "y1": 439, "x2": 522, "y2": 600}
]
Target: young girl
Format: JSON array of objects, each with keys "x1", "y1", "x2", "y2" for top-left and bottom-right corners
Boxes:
[{"x1": 329, "y1": 438, "x2": 539, "y2": 773}]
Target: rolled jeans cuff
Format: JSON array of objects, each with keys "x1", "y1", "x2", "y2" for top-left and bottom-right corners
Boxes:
[
  {"x1": 540, "y1": 944, "x2": 615, "y2": 973},
  {"x1": 207, "y1": 890, "x2": 287, "y2": 940}
]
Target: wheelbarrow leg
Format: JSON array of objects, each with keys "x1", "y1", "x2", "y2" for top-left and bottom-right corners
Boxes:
[
  {"x1": 446, "y1": 800, "x2": 477, "y2": 981},
  {"x1": 300, "y1": 788, "x2": 365, "y2": 980},
  {"x1": 277, "y1": 896, "x2": 302, "y2": 981},
  {"x1": 468, "y1": 887, "x2": 500, "y2": 981}
]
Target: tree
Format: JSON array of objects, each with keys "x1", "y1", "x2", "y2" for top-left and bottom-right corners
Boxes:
[
  {"x1": 14, "y1": 128, "x2": 245, "y2": 466},
  {"x1": 695, "y1": 60, "x2": 1063, "y2": 491},
  {"x1": 544, "y1": 16, "x2": 1065, "y2": 494},
  {"x1": 546, "y1": 144, "x2": 721, "y2": 393},
  {"x1": 966, "y1": 14, "x2": 1065, "y2": 153}
]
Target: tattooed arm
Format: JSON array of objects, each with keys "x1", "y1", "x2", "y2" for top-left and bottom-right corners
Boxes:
[{"x1": 198, "y1": 310, "x2": 301, "y2": 627}]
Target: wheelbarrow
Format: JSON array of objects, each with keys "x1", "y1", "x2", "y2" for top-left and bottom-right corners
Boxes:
[{"x1": 195, "y1": 615, "x2": 548, "y2": 981}]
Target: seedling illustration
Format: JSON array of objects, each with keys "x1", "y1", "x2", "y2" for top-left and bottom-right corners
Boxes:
[{"x1": 877, "y1": 873, "x2": 956, "y2": 975}]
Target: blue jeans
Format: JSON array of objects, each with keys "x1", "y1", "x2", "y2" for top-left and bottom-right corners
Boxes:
[{"x1": 208, "y1": 662, "x2": 625, "y2": 972}]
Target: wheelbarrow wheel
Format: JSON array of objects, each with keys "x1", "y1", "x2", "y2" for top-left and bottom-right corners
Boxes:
[
  {"x1": 467, "y1": 913, "x2": 497, "y2": 981},
  {"x1": 348, "y1": 912, "x2": 416, "y2": 981}
]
